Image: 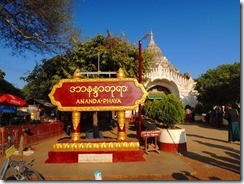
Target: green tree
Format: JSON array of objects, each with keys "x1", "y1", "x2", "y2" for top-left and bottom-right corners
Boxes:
[
  {"x1": 195, "y1": 62, "x2": 240, "y2": 107},
  {"x1": 144, "y1": 94, "x2": 185, "y2": 129},
  {"x1": 22, "y1": 32, "x2": 153, "y2": 100},
  {"x1": 0, "y1": 69, "x2": 5, "y2": 79},
  {"x1": 0, "y1": 0, "x2": 80, "y2": 55},
  {"x1": 0, "y1": 69, "x2": 24, "y2": 97}
]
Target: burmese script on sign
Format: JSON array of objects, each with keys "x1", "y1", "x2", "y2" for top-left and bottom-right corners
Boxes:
[
  {"x1": 70, "y1": 85, "x2": 127, "y2": 105},
  {"x1": 70, "y1": 85, "x2": 128, "y2": 98}
]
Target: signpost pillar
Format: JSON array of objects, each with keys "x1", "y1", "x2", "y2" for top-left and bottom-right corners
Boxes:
[
  {"x1": 71, "y1": 111, "x2": 81, "y2": 141},
  {"x1": 71, "y1": 69, "x2": 83, "y2": 141},
  {"x1": 116, "y1": 68, "x2": 126, "y2": 140}
]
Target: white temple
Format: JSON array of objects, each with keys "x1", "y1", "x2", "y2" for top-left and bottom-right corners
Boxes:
[{"x1": 143, "y1": 32, "x2": 198, "y2": 107}]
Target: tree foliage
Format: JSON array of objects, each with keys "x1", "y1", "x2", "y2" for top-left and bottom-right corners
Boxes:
[
  {"x1": 22, "y1": 32, "x2": 153, "y2": 100},
  {"x1": 0, "y1": 0, "x2": 80, "y2": 55},
  {"x1": 144, "y1": 94, "x2": 185, "y2": 128},
  {"x1": 0, "y1": 69, "x2": 24, "y2": 97},
  {"x1": 195, "y1": 62, "x2": 240, "y2": 107}
]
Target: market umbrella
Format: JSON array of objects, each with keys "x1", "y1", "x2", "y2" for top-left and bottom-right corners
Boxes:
[{"x1": 0, "y1": 93, "x2": 28, "y2": 107}]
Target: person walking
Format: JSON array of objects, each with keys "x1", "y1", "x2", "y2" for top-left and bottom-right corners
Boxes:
[
  {"x1": 185, "y1": 106, "x2": 192, "y2": 124},
  {"x1": 224, "y1": 103, "x2": 240, "y2": 143},
  {"x1": 215, "y1": 105, "x2": 223, "y2": 128}
]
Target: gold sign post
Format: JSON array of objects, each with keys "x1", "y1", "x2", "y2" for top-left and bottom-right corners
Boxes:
[
  {"x1": 71, "y1": 69, "x2": 83, "y2": 141},
  {"x1": 116, "y1": 68, "x2": 126, "y2": 140}
]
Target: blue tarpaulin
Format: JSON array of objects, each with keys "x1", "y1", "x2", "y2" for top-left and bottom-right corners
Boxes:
[{"x1": 0, "y1": 106, "x2": 17, "y2": 113}]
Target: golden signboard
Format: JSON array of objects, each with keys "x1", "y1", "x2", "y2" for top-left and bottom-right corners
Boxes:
[{"x1": 49, "y1": 78, "x2": 148, "y2": 111}]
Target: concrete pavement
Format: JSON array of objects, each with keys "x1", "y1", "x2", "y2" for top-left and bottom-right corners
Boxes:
[{"x1": 0, "y1": 121, "x2": 240, "y2": 180}]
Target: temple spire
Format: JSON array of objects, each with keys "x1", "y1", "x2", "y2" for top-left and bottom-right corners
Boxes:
[
  {"x1": 146, "y1": 32, "x2": 179, "y2": 73},
  {"x1": 148, "y1": 31, "x2": 155, "y2": 47},
  {"x1": 150, "y1": 31, "x2": 153, "y2": 40}
]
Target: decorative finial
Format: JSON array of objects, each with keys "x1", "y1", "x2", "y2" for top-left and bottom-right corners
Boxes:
[
  {"x1": 73, "y1": 68, "x2": 83, "y2": 79},
  {"x1": 116, "y1": 68, "x2": 126, "y2": 78},
  {"x1": 150, "y1": 31, "x2": 154, "y2": 40}
]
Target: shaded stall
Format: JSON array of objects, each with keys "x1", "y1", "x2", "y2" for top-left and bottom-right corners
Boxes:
[{"x1": 26, "y1": 98, "x2": 57, "y2": 123}]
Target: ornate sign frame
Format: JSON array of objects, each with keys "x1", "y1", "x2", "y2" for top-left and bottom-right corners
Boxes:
[{"x1": 49, "y1": 78, "x2": 148, "y2": 112}]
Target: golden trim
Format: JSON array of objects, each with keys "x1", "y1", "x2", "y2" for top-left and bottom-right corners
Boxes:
[
  {"x1": 117, "y1": 132, "x2": 127, "y2": 141},
  {"x1": 52, "y1": 141, "x2": 140, "y2": 151},
  {"x1": 49, "y1": 78, "x2": 148, "y2": 111},
  {"x1": 71, "y1": 132, "x2": 80, "y2": 141}
]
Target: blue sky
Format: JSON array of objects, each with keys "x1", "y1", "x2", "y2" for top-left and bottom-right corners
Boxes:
[{"x1": 0, "y1": 0, "x2": 241, "y2": 89}]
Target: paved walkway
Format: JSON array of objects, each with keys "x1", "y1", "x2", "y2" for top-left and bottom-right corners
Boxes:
[{"x1": 0, "y1": 121, "x2": 240, "y2": 180}]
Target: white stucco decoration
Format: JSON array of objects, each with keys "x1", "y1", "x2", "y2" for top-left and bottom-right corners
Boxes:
[{"x1": 144, "y1": 32, "x2": 198, "y2": 107}]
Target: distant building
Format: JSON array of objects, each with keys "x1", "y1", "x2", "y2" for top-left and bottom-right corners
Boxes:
[{"x1": 144, "y1": 32, "x2": 198, "y2": 107}]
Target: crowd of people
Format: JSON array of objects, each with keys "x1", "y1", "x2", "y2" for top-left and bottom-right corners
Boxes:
[{"x1": 185, "y1": 103, "x2": 240, "y2": 144}]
